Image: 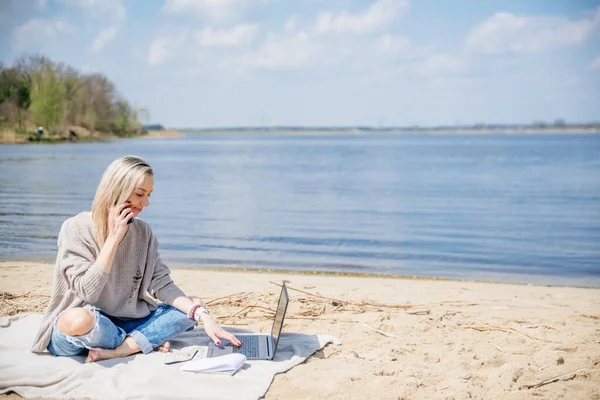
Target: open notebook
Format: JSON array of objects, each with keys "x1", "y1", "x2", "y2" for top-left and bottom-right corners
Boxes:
[{"x1": 180, "y1": 353, "x2": 247, "y2": 375}]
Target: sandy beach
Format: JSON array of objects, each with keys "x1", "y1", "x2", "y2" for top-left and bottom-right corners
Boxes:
[
  {"x1": 0, "y1": 261, "x2": 599, "y2": 400},
  {"x1": 141, "y1": 129, "x2": 184, "y2": 139}
]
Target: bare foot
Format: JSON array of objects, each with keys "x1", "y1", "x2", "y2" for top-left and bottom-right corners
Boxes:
[
  {"x1": 85, "y1": 336, "x2": 142, "y2": 363},
  {"x1": 85, "y1": 343, "x2": 169, "y2": 363},
  {"x1": 85, "y1": 348, "x2": 113, "y2": 363},
  {"x1": 155, "y1": 341, "x2": 170, "y2": 353}
]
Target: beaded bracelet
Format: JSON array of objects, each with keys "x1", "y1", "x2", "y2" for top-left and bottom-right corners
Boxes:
[
  {"x1": 187, "y1": 304, "x2": 210, "y2": 322},
  {"x1": 187, "y1": 304, "x2": 202, "y2": 321}
]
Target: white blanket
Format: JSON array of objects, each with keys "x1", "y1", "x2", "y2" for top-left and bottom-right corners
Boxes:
[{"x1": 0, "y1": 314, "x2": 340, "y2": 400}]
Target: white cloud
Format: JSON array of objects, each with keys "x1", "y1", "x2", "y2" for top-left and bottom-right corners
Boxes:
[
  {"x1": 285, "y1": 15, "x2": 298, "y2": 32},
  {"x1": 162, "y1": 0, "x2": 267, "y2": 22},
  {"x1": 12, "y1": 18, "x2": 71, "y2": 50},
  {"x1": 589, "y1": 55, "x2": 600, "y2": 70},
  {"x1": 376, "y1": 34, "x2": 412, "y2": 54},
  {"x1": 314, "y1": 0, "x2": 408, "y2": 34},
  {"x1": 57, "y1": 0, "x2": 126, "y2": 21},
  {"x1": 466, "y1": 7, "x2": 600, "y2": 54},
  {"x1": 147, "y1": 38, "x2": 168, "y2": 66},
  {"x1": 420, "y1": 53, "x2": 465, "y2": 76},
  {"x1": 146, "y1": 30, "x2": 190, "y2": 67},
  {"x1": 372, "y1": 34, "x2": 461, "y2": 76},
  {"x1": 195, "y1": 24, "x2": 259, "y2": 47},
  {"x1": 38, "y1": 0, "x2": 47, "y2": 9},
  {"x1": 244, "y1": 32, "x2": 314, "y2": 69},
  {"x1": 89, "y1": 25, "x2": 119, "y2": 54},
  {"x1": 163, "y1": 0, "x2": 233, "y2": 14},
  {"x1": 57, "y1": 0, "x2": 125, "y2": 56}
]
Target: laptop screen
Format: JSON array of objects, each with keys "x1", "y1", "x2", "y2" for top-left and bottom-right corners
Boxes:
[{"x1": 270, "y1": 283, "x2": 289, "y2": 358}]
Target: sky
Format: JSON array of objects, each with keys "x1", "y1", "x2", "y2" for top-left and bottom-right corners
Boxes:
[{"x1": 1, "y1": 0, "x2": 599, "y2": 128}]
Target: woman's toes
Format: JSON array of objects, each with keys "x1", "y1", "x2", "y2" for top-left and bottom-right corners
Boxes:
[
  {"x1": 154, "y1": 341, "x2": 171, "y2": 353},
  {"x1": 85, "y1": 349, "x2": 100, "y2": 363}
]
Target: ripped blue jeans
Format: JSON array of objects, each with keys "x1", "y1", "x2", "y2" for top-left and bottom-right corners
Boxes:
[{"x1": 47, "y1": 304, "x2": 196, "y2": 357}]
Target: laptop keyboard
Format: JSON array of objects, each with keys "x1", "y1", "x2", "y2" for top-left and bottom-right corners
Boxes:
[{"x1": 234, "y1": 335, "x2": 260, "y2": 358}]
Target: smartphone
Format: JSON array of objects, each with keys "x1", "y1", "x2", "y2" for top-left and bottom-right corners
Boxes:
[
  {"x1": 164, "y1": 349, "x2": 199, "y2": 365},
  {"x1": 117, "y1": 202, "x2": 135, "y2": 224}
]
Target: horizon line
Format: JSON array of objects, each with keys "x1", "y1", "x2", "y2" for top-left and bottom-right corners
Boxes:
[{"x1": 159, "y1": 121, "x2": 600, "y2": 131}]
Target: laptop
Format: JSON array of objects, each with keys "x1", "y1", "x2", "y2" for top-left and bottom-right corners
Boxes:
[{"x1": 207, "y1": 282, "x2": 289, "y2": 360}]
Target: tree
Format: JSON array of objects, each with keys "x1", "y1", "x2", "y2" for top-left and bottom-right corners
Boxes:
[
  {"x1": 77, "y1": 73, "x2": 117, "y2": 132},
  {"x1": 114, "y1": 99, "x2": 135, "y2": 135},
  {"x1": 56, "y1": 63, "x2": 82, "y2": 127},
  {"x1": 14, "y1": 54, "x2": 50, "y2": 85},
  {"x1": 0, "y1": 66, "x2": 31, "y2": 132},
  {"x1": 29, "y1": 61, "x2": 65, "y2": 133},
  {"x1": 1, "y1": 53, "x2": 144, "y2": 139}
]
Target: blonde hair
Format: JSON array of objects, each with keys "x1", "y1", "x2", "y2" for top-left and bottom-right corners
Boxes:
[{"x1": 91, "y1": 155, "x2": 153, "y2": 247}]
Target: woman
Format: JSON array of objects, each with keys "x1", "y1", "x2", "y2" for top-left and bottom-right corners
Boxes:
[{"x1": 31, "y1": 155, "x2": 241, "y2": 362}]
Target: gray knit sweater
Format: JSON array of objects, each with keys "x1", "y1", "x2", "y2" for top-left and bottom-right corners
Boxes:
[{"x1": 31, "y1": 212, "x2": 185, "y2": 353}]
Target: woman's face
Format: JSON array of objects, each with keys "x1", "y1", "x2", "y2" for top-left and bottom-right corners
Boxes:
[{"x1": 126, "y1": 174, "x2": 154, "y2": 217}]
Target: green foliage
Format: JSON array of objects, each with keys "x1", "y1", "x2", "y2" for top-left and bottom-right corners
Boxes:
[
  {"x1": 0, "y1": 54, "x2": 143, "y2": 138},
  {"x1": 0, "y1": 66, "x2": 31, "y2": 132},
  {"x1": 29, "y1": 62, "x2": 65, "y2": 133},
  {"x1": 114, "y1": 99, "x2": 134, "y2": 135},
  {"x1": 0, "y1": 68, "x2": 31, "y2": 109}
]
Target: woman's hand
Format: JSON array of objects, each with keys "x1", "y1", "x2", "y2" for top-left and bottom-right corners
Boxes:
[
  {"x1": 107, "y1": 201, "x2": 133, "y2": 243},
  {"x1": 199, "y1": 313, "x2": 242, "y2": 347}
]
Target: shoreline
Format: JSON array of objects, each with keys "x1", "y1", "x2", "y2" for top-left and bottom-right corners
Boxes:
[
  {"x1": 139, "y1": 129, "x2": 184, "y2": 139},
  {"x1": 2, "y1": 128, "x2": 599, "y2": 144},
  {"x1": 1, "y1": 261, "x2": 599, "y2": 399},
  {"x1": 0, "y1": 128, "x2": 182, "y2": 144},
  {"x1": 170, "y1": 265, "x2": 600, "y2": 289},
  {"x1": 180, "y1": 127, "x2": 600, "y2": 135},
  {"x1": 1, "y1": 259, "x2": 598, "y2": 290}
]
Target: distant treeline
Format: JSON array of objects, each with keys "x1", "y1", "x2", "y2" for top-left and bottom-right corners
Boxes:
[
  {"x1": 0, "y1": 54, "x2": 145, "y2": 140},
  {"x1": 144, "y1": 124, "x2": 165, "y2": 131},
  {"x1": 181, "y1": 121, "x2": 600, "y2": 134}
]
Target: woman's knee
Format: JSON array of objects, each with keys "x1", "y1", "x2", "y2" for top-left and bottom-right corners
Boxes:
[{"x1": 56, "y1": 307, "x2": 96, "y2": 336}]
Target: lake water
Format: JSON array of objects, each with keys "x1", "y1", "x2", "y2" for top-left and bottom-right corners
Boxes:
[{"x1": 1, "y1": 133, "x2": 599, "y2": 287}]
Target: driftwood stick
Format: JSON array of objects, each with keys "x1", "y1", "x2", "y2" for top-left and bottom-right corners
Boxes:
[
  {"x1": 218, "y1": 305, "x2": 275, "y2": 323},
  {"x1": 519, "y1": 368, "x2": 588, "y2": 390},
  {"x1": 488, "y1": 339, "x2": 503, "y2": 352},
  {"x1": 361, "y1": 323, "x2": 399, "y2": 338},
  {"x1": 524, "y1": 324, "x2": 561, "y2": 332},
  {"x1": 279, "y1": 316, "x2": 361, "y2": 323},
  {"x1": 247, "y1": 305, "x2": 275, "y2": 313},
  {"x1": 466, "y1": 325, "x2": 556, "y2": 343},
  {"x1": 269, "y1": 281, "x2": 348, "y2": 304},
  {"x1": 219, "y1": 305, "x2": 252, "y2": 323},
  {"x1": 358, "y1": 301, "x2": 413, "y2": 310},
  {"x1": 406, "y1": 309, "x2": 431, "y2": 315},
  {"x1": 205, "y1": 292, "x2": 249, "y2": 305},
  {"x1": 539, "y1": 363, "x2": 552, "y2": 371},
  {"x1": 581, "y1": 314, "x2": 600, "y2": 320},
  {"x1": 0, "y1": 291, "x2": 50, "y2": 298},
  {"x1": 440, "y1": 301, "x2": 479, "y2": 306},
  {"x1": 269, "y1": 281, "x2": 413, "y2": 310}
]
